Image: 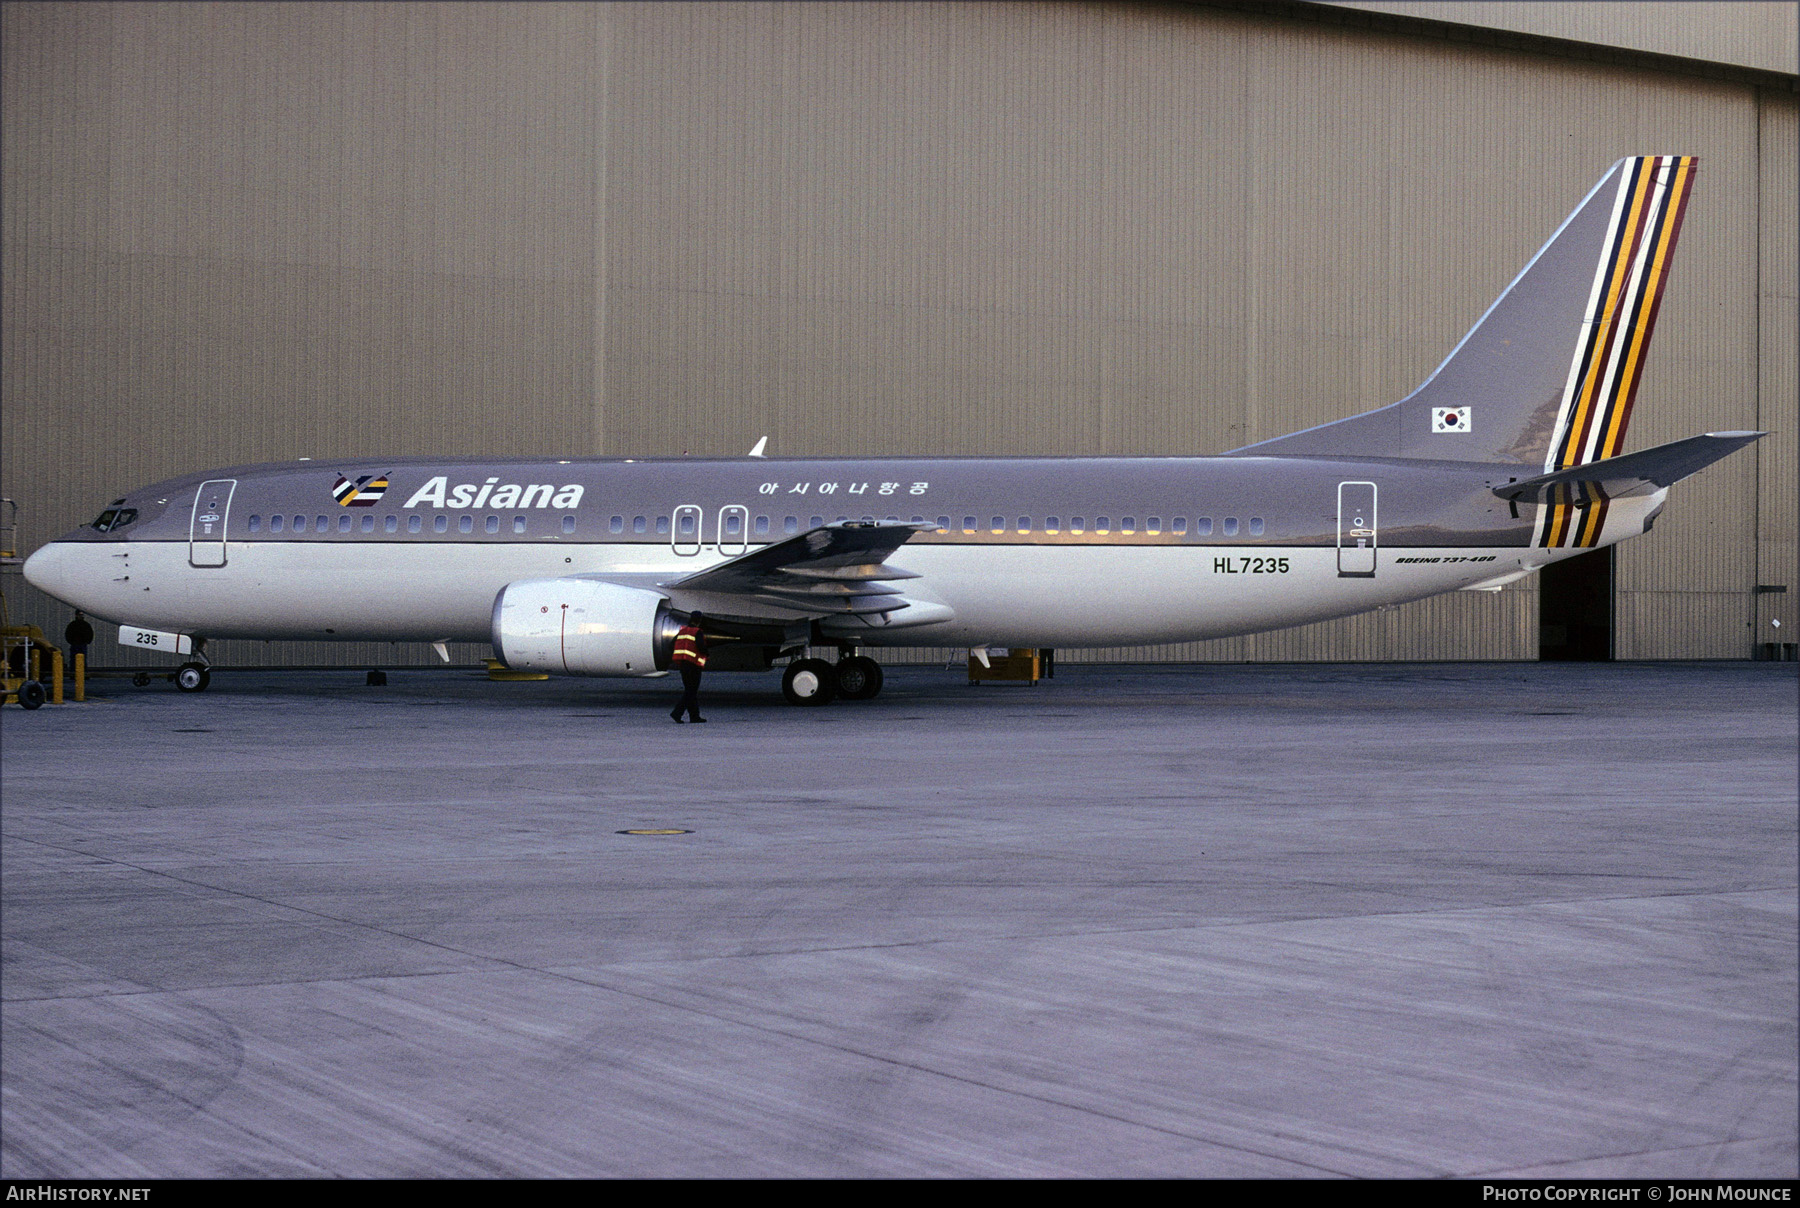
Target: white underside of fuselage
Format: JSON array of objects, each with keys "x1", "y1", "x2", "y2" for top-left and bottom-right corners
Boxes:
[{"x1": 28, "y1": 536, "x2": 1572, "y2": 652}]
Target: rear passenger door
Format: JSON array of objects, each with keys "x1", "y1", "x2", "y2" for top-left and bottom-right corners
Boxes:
[{"x1": 1337, "y1": 481, "x2": 1377, "y2": 578}]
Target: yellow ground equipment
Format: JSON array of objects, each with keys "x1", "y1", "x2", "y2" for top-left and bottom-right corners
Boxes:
[
  {"x1": 967, "y1": 648, "x2": 1042, "y2": 686},
  {"x1": 3, "y1": 625, "x2": 63, "y2": 709},
  {"x1": 2, "y1": 500, "x2": 80, "y2": 707},
  {"x1": 486, "y1": 658, "x2": 548, "y2": 681}
]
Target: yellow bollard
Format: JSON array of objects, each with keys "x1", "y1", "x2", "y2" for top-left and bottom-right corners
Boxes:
[
  {"x1": 74, "y1": 651, "x2": 85, "y2": 702},
  {"x1": 51, "y1": 648, "x2": 63, "y2": 704}
]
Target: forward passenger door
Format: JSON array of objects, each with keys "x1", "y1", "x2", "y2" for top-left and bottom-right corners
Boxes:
[{"x1": 189, "y1": 479, "x2": 236, "y2": 567}]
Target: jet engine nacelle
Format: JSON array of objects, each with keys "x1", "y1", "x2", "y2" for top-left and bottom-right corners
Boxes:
[{"x1": 491, "y1": 578, "x2": 679, "y2": 676}]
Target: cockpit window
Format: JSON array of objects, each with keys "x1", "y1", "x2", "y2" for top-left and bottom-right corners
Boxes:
[{"x1": 91, "y1": 508, "x2": 137, "y2": 532}]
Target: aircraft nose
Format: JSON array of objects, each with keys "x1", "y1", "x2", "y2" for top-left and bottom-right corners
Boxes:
[{"x1": 22, "y1": 541, "x2": 96, "y2": 610}]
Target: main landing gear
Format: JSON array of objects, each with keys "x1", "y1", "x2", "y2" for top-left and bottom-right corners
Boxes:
[{"x1": 781, "y1": 651, "x2": 885, "y2": 706}]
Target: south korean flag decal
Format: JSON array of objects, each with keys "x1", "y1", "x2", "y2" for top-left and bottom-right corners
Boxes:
[{"x1": 1432, "y1": 406, "x2": 1471, "y2": 434}]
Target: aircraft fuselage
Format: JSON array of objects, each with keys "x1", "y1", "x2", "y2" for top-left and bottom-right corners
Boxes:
[{"x1": 25, "y1": 454, "x2": 1654, "y2": 652}]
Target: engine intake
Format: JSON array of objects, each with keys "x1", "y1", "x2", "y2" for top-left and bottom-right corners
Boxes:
[{"x1": 491, "y1": 578, "x2": 679, "y2": 676}]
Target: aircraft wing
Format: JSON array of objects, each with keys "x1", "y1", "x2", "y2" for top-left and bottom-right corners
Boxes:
[
  {"x1": 659, "y1": 521, "x2": 949, "y2": 624},
  {"x1": 1493, "y1": 432, "x2": 1765, "y2": 504}
]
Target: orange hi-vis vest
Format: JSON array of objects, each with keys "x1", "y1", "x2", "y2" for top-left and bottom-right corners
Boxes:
[{"x1": 672, "y1": 625, "x2": 706, "y2": 668}]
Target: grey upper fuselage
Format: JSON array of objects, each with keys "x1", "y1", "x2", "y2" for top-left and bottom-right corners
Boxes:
[{"x1": 61, "y1": 453, "x2": 1538, "y2": 551}]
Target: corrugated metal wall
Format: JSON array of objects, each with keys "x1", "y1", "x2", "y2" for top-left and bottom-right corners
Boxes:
[
  {"x1": 2, "y1": 1, "x2": 1792, "y2": 669},
  {"x1": 1324, "y1": 1, "x2": 1799, "y2": 76},
  {"x1": 2, "y1": 1, "x2": 604, "y2": 667},
  {"x1": 1753, "y1": 93, "x2": 1798, "y2": 653}
]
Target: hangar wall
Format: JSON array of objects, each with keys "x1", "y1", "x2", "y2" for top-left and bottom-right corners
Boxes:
[{"x1": 2, "y1": 1, "x2": 1793, "y2": 669}]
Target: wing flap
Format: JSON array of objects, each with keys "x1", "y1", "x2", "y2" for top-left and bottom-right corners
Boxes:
[
  {"x1": 663, "y1": 520, "x2": 933, "y2": 594},
  {"x1": 777, "y1": 563, "x2": 923, "y2": 582}
]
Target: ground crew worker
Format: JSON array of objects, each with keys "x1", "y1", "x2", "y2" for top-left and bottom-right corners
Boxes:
[
  {"x1": 64, "y1": 613, "x2": 94, "y2": 702},
  {"x1": 64, "y1": 613, "x2": 93, "y2": 661},
  {"x1": 670, "y1": 611, "x2": 707, "y2": 723}
]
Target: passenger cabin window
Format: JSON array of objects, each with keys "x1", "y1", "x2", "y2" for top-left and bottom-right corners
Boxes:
[
  {"x1": 1121, "y1": 517, "x2": 1136, "y2": 533},
  {"x1": 784, "y1": 516, "x2": 799, "y2": 535},
  {"x1": 1173, "y1": 518, "x2": 1187, "y2": 534},
  {"x1": 513, "y1": 516, "x2": 526, "y2": 534},
  {"x1": 385, "y1": 516, "x2": 398, "y2": 533},
  {"x1": 1223, "y1": 517, "x2": 1239, "y2": 536},
  {"x1": 1146, "y1": 517, "x2": 1162, "y2": 534},
  {"x1": 655, "y1": 516, "x2": 669, "y2": 535},
  {"x1": 809, "y1": 516, "x2": 823, "y2": 528},
  {"x1": 679, "y1": 513, "x2": 696, "y2": 536},
  {"x1": 1095, "y1": 517, "x2": 1110, "y2": 533},
  {"x1": 458, "y1": 515, "x2": 473, "y2": 534},
  {"x1": 434, "y1": 515, "x2": 449, "y2": 533},
  {"x1": 408, "y1": 515, "x2": 422, "y2": 533},
  {"x1": 270, "y1": 515, "x2": 284, "y2": 533},
  {"x1": 753, "y1": 515, "x2": 769, "y2": 536},
  {"x1": 485, "y1": 516, "x2": 499, "y2": 534},
  {"x1": 609, "y1": 516, "x2": 624, "y2": 534},
  {"x1": 632, "y1": 516, "x2": 647, "y2": 534},
  {"x1": 293, "y1": 515, "x2": 306, "y2": 532},
  {"x1": 991, "y1": 517, "x2": 1005, "y2": 533},
  {"x1": 361, "y1": 515, "x2": 374, "y2": 533},
  {"x1": 1196, "y1": 517, "x2": 1212, "y2": 536},
  {"x1": 1249, "y1": 517, "x2": 1264, "y2": 536},
  {"x1": 1046, "y1": 517, "x2": 1060, "y2": 532},
  {"x1": 561, "y1": 516, "x2": 576, "y2": 534},
  {"x1": 339, "y1": 515, "x2": 352, "y2": 532},
  {"x1": 248, "y1": 515, "x2": 262, "y2": 533},
  {"x1": 316, "y1": 516, "x2": 328, "y2": 532},
  {"x1": 1071, "y1": 517, "x2": 1085, "y2": 533},
  {"x1": 1016, "y1": 517, "x2": 1030, "y2": 533}
]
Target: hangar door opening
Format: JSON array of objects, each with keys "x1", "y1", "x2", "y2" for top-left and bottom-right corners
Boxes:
[{"x1": 1539, "y1": 547, "x2": 1614, "y2": 661}]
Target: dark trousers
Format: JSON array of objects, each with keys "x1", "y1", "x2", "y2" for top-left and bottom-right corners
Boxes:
[{"x1": 673, "y1": 666, "x2": 703, "y2": 720}]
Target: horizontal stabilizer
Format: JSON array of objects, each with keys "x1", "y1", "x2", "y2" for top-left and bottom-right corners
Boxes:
[{"x1": 1494, "y1": 431, "x2": 1763, "y2": 504}]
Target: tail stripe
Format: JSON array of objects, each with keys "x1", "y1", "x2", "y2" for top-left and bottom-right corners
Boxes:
[
  {"x1": 1579, "y1": 157, "x2": 1685, "y2": 465},
  {"x1": 1535, "y1": 155, "x2": 1696, "y2": 548},
  {"x1": 1576, "y1": 499, "x2": 1609, "y2": 546},
  {"x1": 1558, "y1": 158, "x2": 1656, "y2": 471},
  {"x1": 1595, "y1": 157, "x2": 1695, "y2": 462}
]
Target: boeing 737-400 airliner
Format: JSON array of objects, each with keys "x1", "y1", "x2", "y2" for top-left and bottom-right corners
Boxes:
[{"x1": 24, "y1": 156, "x2": 1762, "y2": 703}]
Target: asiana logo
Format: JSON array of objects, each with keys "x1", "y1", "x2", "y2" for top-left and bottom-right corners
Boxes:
[
  {"x1": 402, "y1": 475, "x2": 586, "y2": 510},
  {"x1": 332, "y1": 473, "x2": 390, "y2": 507}
]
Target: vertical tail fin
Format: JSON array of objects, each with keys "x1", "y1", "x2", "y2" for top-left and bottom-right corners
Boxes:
[{"x1": 1232, "y1": 156, "x2": 1699, "y2": 474}]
